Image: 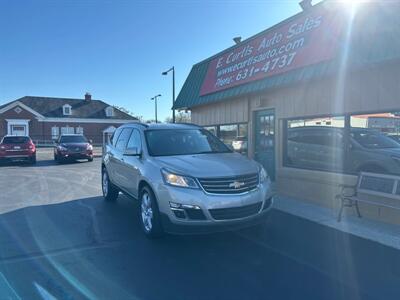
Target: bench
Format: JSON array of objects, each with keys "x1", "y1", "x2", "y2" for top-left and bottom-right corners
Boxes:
[{"x1": 336, "y1": 172, "x2": 400, "y2": 222}]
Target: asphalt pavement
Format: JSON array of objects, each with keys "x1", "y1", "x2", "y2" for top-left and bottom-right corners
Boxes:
[{"x1": 0, "y1": 151, "x2": 399, "y2": 300}]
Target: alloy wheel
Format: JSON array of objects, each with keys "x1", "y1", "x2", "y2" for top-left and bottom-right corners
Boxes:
[
  {"x1": 102, "y1": 171, "x2": 109, "y2": 197},
  {"x1": 141, "y1": 192, "x2": 153, "y2": 232}
]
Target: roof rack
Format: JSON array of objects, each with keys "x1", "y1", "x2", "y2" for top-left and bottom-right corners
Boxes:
[{"x1": 127, "y1": 122, "x2": 149, "y2": 127}]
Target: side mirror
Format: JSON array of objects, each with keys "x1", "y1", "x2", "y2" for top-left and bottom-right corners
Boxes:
[{"x1": 124, "y1": 147, "x2": 141, "y2": 157}]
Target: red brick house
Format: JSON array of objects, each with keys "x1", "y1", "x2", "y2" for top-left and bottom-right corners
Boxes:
[{"x1": 0, "y1": 93, "x2": 137, "y2": 145}]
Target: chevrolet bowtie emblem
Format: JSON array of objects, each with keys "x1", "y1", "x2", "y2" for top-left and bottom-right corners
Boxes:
[{"x1": 229, "y1": 181, "x2": 245, "y2": 189}]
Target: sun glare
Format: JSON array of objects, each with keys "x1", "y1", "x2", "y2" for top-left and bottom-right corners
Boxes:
[{"x1": 340, "y1": 0, "x2": 362, "y2": 7}]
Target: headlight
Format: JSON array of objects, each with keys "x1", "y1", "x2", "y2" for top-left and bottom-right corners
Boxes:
[
  {"x1": 161, "y1": 169, "x2": 199, "y2": 189},
  {"x1": 87, "y1": 144, "x2": 93, "y2": 150},
  {"x1": 259, "y1": 166, "x2": 269, "y2": 183},
  {"x1": 58, "y1": 145, "x2": 67, "y2": 151}
]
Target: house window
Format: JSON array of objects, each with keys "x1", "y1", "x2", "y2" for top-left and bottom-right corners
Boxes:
[
  {"x1": 51, "y1": 126, "x2": 59, "y2": 140},
  {"x1": 63, "y1": 104, "x2": 72, "y2": 116},
  {"x1": 105, "y1": 106, "x2": 114, "y2": 117},
  {"x1": 76, "y1": 126, "x2": 84, "y2": 134},
  {"x1": 61, "y1": 126, "x2": 74, "y2": 135}
]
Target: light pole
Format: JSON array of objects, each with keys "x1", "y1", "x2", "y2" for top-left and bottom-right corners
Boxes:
[
  {"x1": 150, "y1": 94, "x2": 161, "y2": 123},
  {"x1": 162, "y1": 66, "x2": 175, "y2": 123}
]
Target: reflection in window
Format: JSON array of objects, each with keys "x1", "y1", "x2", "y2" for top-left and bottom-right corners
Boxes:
[
  {"x1": 285, "y1": 112, "x2": 400, "y2": 176},
  {"x1": 350, "y1": 113, "x2": 400, "y2": 175},
  {"x1": 351, "y1": 113, "x2": 400, "y2": 143},
  {"x1": 204, "y1": 126, "x2": 217, "y2": 136},
  {"x1": 285, "y1": 116, "x2": 345, "y2": 172},
  {"x1": 219, "y1": 125, "x2": 237, "y2": 146},
  {"x1": 218, "y1": 123, "x2": 248, "y2": 154}
]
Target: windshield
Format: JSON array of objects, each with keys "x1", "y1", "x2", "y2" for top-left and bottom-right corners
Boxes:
[
  {"x1": 59, "y1": 135, "x2": 88, "y2": 143},
  {"x1": 2, "y1": 136, "x2": 30, "y2": 144},
  {"x1": 145, "y1": 129, "x2": 231, "y2": 156},
  {"x1": 351, "y1": 130, "x2": 400, "y2": 149}
]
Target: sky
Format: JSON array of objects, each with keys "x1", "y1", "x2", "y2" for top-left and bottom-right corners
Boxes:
[{"x1": 0, "y1": 0, "x2": 322, "y2": 121}]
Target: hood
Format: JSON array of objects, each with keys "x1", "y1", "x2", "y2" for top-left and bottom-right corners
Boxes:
[
  {"x1": 371, "y1": 147, "x2": 400, "y2": 157},
  {"x1": 152, "y1": 152, "x2": 260, "y2": 178},
  {"x1": 61, "y1": 143, "x2": 88, "y2": 147}
]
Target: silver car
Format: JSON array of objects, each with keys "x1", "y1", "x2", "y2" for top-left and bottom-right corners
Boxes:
[{"x1": 102, "y1": 123, "x2": 274, "y2": 238}]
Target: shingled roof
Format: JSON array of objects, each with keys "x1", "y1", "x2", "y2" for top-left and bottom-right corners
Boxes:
[{"x1": 0, "y1": 96, "x2": 137, "y2": 120}]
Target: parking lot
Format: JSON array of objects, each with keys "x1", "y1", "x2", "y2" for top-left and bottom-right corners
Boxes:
[{"x1": 0, "y1": 150, "x2": 399, "y2": 300}]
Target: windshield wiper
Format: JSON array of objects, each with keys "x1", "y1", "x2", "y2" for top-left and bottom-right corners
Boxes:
[{"x1": 196, "y1": 150, "x2": 231, "y2": 154}]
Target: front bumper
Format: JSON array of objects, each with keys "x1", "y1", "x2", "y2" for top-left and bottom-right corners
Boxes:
[
  {"x1": 58, "y1": 151, "x2": 93, "y2": 159},
  {"x1": 0, "y1": 153, "x2": 35, "y2": 162},
  {"x1": 156, "y1": 180, "x2": 274, "y2": 234}
]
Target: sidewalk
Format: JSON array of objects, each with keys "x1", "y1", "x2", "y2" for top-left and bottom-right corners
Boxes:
[{"x1": 274, "y1": 195, "x2": 400, "y2": 250}]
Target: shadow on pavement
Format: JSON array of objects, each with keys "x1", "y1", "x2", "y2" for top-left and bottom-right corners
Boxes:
[
  {"x1": 0, "y1": 159, "x2": 94, "y2": 168},
  {"x1": 0, "y1": 195, "x2": 398, "y2": 299}
]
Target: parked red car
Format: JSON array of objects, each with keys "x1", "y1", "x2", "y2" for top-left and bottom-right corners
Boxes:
[
  {"x1": 54, "y1": 134, "x2": 93, "y2": 163},
  {"x1": 0, "y1": 136, "x2": 36, "y2": 164}
]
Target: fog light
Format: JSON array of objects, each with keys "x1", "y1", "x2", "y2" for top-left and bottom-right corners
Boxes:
[
  {"x1": 173, "y1": 209, "x2": 186, "y2": 219},
  {"x1": 169, "y1": 202, "x2": 201, "y2": 210}
]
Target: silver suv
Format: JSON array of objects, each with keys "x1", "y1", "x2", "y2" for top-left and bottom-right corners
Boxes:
[{"x1": 102, "y1": 123, "x2": 274, "y2": 238}]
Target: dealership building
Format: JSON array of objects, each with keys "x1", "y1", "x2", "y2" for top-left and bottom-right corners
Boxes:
[{"x1": 174, "y1": 1, "x2": 400, "y2": 224}]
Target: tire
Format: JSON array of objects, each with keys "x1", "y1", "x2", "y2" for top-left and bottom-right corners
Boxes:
[
  {"x1": 30, "y1": 155, "x2": 36, "y2": 165},
  {"x1": 88, "y1": 157, "x2": 93, "y2": 162},
  {"x1": 102, "y1": 167, "x2": 119, "y2": 202},
  {"x1": 55, "y1": 153, "x2": 62, "y2": 163},
  {"x1": 139, "y1": 185, "x2": 164, "y2": 238}
]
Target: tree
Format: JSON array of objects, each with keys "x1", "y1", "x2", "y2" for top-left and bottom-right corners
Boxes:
[
  {"x1": 164, "y1": 111, "x2": 191, "y2": 123},
  {"x1": 113, "y1": 105, "x2": 142, "y2": 121}
]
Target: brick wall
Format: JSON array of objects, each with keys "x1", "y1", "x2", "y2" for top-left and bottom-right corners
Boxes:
[{"x1": 0, "y1": 105, "x2": 127, "y2": 145}]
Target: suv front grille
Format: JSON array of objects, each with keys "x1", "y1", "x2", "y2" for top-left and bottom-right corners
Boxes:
[
  {"x1": 209, "y1": 202, "x2": 262, "y2": 220},
  {"x1": 198, "y1": 173, "x2": 259, "y2": 194},
  {"x1": 66, "y1": 145, "x2": 85, "y2": 152}
]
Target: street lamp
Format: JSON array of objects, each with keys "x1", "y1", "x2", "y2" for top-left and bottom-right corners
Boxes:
[
  {"x1": 162, "y1": 66, "x2": 175, "y2": 123},
  {"x1": 150, "y1": 94, "x2": 161, "y2": 123}
]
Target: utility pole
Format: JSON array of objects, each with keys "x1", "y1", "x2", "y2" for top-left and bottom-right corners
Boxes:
[
  {"x1": 162, "y1": 66, "x2": 175, "y2": 123},
  {"x1": 150, "y1": 94, "x2": 161, "y2": 123}
]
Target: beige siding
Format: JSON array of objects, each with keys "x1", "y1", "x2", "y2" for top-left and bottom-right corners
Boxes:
[{"x1": 191, "y1": 97, "x2": 249, "y2": 126}]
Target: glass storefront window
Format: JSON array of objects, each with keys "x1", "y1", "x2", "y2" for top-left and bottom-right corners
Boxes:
[
  {"x1": 204, "y1": 126, "x2": 217, "y2": 136},
  {"x1": 218, "y1": 123, "x2": 249, "y2": 154},
  {"x1": 285, "y1": 112, "x2": 400, "y2": 176},
  {"x1": 219, "y1": 125, "x2": 237, "y2": 146},
  {"x1": 350, "y1": 112, "x2": 400, "y2": 174},
  {"x1": 285, "y1": 116, "x2": 345, "y2": 172},
  {"x1": 203, "y1": 123, "x2": 248, "y2": 154}
]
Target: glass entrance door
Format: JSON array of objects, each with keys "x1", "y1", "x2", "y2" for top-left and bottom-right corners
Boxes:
[{"x1": 254, "y1": 109, "x2": 275, "y2": 181}]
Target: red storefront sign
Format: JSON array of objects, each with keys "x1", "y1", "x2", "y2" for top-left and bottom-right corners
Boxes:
[{"x1": 200, "y1": 5, "x2": 344, "y2": 96}]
